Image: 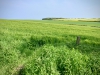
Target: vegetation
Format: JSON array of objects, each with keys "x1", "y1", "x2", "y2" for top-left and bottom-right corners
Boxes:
[
  {"x1": 42, "y1": 18, "x2": 66, "y2": 20},
  {"x1": 0, "y1": 19, "x2": 100, "y2": 75},
  {"x1": 42, "y1": 18, "x2": 100, "y2": 22}
]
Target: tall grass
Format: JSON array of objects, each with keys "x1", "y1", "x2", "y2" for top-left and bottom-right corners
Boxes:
[
  {"x1": 20, "y1": 45, "x2": 99, "y2": 75},
  {"x1": 0, "y1": 19, "x2": 100, "y2": 75}
]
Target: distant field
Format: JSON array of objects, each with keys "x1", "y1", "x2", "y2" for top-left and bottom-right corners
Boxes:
[
  {"x1": 23, "y1": 18, "x2": 100, "y2": 27},
  {"x1": 0, "y1": 19, "x2": 100, "y2": 75},
  {"x1": 42, "y1": 18, "x2": 100, "y2": 22}
]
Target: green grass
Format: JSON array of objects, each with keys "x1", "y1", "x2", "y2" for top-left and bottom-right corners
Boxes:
[{"x1": 0, "y1": 19, "x2": 100, "y2": 75}]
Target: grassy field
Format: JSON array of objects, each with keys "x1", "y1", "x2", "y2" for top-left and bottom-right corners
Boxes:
[{"x1": 0, "y1": 19, "x2": 100, "y2": 75}]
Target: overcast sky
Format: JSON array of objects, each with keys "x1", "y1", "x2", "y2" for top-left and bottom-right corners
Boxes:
[{"x1": 0, "y1": 0, "x2": 100, "y2": 19}]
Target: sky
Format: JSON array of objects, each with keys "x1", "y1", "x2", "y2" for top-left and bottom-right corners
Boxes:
[{"x1": 0, "y1": 0, "x2": 100, "y2": 20}]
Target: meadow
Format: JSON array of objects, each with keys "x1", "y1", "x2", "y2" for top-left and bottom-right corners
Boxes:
[{"x1": 0, "y1": 19, "x2": 100, "y2": 75}]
